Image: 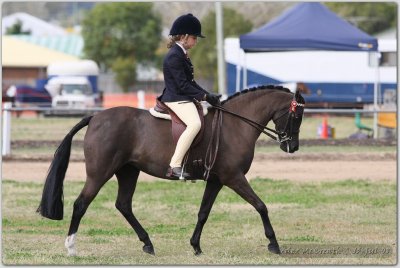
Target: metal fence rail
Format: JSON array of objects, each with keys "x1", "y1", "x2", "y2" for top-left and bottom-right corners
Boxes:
[
  {"x1": 2, "y1": 106, "x2": 397, "y2": 114},
  {"x1": 303, "y1": 108, "x2": 397, "y2": 114},
  {"x1": 2, "y1": 106, "x2": 105, "y2": 113}
]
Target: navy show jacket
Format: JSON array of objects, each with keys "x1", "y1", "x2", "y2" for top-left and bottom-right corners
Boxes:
[{"x1": 160, "y1": 43, "x2": 208, "y2": 102}]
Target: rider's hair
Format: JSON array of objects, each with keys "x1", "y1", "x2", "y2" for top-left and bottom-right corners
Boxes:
[{"x1": 167, "y1": 34, "x2": 189, "y2": 49}]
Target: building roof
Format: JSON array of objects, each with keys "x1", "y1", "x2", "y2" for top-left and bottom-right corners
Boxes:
[
  {"x1": 2, "y1": 36, "x2": 80, "y2": 67},
  {"x1": 2, "y1": 12, "x2": 67, "y2": 36},
  {"x1": 11, "y1": 34, "x2": 84, "y2": 57}
]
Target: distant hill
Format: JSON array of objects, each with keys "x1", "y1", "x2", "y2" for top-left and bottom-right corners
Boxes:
[
  {"x1": 2, "y1": 2, "x2": 96, "y2": 28},
  {"x1": 2, "y1": 2, "x2": 294, "y2": 31},
  {"x1": 153, "y1": 2, "x2": 295, "y2": 29}
]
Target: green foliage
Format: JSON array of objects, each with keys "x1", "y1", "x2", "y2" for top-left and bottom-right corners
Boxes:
[
  {"x1": 190, "y1": 7, "x2": 253, "y2": 92},
  {"x1": 325, "y1": 2, "x2": 397, "y2": 34},
  {"x1": 81, "y1": 2, "x2": 162, "y2": 89},
  {"x1": 5, "y1": 19, "x2": 31, "y2": 35},
  {"x1": 111, "y1": 57, "x2": 136, "y2": 92}
]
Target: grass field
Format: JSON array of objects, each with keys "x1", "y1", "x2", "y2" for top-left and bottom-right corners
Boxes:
[
  {"x1": 2, "y1": 178, "x2": 396, "y2": 265},
  {"x1": 10, "y1": 115, "x2": 393, "y2": 158},
  {"x1": 255, "y1": 145, "x2": 396, "y2": 153},
  {"x1": 10, "y1": 114, "x2": 374, "y2": 141},
  {"x1": 3, "y1": 114, "x2": 396, "y2": 265}
]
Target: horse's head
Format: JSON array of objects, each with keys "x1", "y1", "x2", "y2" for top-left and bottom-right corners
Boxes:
[{"x1": 272, "y1": 89, "x2": 305, "y2": 153}]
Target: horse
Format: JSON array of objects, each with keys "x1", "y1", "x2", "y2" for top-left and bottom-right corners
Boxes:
[{"x1": 37, "y1": 85, "x2": 305, "y2": 256}]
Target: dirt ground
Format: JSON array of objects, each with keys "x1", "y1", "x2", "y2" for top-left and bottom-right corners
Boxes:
[{"x1": 2, "y1": 152, "x2": 396, "y2": 183}]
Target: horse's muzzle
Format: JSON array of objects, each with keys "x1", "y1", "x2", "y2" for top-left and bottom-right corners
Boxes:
[{"x1": 280, "y1": 139, "x2": 299, "y2": 153}]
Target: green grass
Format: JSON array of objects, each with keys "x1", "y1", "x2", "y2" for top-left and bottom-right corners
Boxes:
[
  {"x1": 256, "y1": 145, "x2": 396, "y2": 153},
  {"x1": 264, "y1": 115, "x2": 374, "y2": 140},
  {"x1": 11, "y1": 117, "x2": 86, "y2": 141},
  {"x1": 8, "y1": 115, "x2": 395, "y2": 158},
  {"x1": 301, "y1": 115, "x2": 373, "y2": 139},
  {"x1": 11, "y1": 147, "x2": 84, "y2": 159},
  {"x1": 13, "y1": 144, "x2": 395, "y2": 159},
  {"x1": 10, "y1": 115, "x2": 373, "y2": 141},
  {"x1": 2, "y1": 178, "x2": 396, "y2": 265}
]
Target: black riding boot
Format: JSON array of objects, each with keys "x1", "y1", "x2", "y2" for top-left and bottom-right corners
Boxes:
[{"x1": 166, "y1": 167, "x2": 191, "y2": 179}]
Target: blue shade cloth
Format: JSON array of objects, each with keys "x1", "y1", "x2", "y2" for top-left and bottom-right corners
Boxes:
[{"x1": 240, "y1": 2, "x2": 378, "y2": 52}]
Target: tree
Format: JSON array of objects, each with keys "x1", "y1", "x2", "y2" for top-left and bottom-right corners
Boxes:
[
  {"x1": 5, "y1": 19, "x2": 31, "y2": 35},
  {"x1": 325, "y1": 2, "x2": 397, "y2": 35},
  {"x1": 111, "y1": 57, "x2": 137, "y2": 91},
  {"x1": 81, "y1": 2, "x2": 161, "y2": 91},
  {"x1": 190, "y1": 7, "x2": 253, "y2": 92}
]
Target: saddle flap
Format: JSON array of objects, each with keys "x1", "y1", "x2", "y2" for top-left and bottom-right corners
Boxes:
[
  {"x1": 155, "y1": 99, "x2": 185, "y2": 125},
  {"x1": 154, "y1": 99, "x2": 169, "y2": 114}
]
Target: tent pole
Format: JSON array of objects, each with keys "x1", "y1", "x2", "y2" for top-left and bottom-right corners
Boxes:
[
  {"x1": 235, "y1": 64, "x2": 241, "y2": 92},
  {"x1": 373, "y1": 51, "x2": 380, "y2": 139},
  {"x1": 242, "y1": 51, "x2": 247, "y2": 89}
]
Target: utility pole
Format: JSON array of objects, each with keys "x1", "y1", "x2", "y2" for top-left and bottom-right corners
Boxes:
[{"x1": 215, "y1": 2, "x2": 226, "y2": 96}]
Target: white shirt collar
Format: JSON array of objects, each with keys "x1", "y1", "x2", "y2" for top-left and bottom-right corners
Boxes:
[{"x1": 176, "y1": 42, "x2": 187, "y2": 55}]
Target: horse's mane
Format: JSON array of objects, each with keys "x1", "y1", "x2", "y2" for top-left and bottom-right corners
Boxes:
[{"x1": 221, "y1": 85, "x2": 291, "y2": 105}]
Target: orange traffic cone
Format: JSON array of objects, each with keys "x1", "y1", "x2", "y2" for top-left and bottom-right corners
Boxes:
[{"x1": 321, "y1": 117, "x2": 329, "y2": 139}]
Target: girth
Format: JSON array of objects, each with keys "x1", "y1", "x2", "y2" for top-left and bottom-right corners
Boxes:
[{"x1": 155, "y1": 99, "x2": 205, "y2": 148}]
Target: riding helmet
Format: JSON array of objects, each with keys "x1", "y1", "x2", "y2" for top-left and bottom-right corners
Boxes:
[{"x1": 169, "y1": 13, "x2": 205, "y2": 38}]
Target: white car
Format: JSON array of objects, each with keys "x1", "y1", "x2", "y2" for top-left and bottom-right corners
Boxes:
[{"x1": 45, "y1": 76, "x2": 96, "y2": 110}]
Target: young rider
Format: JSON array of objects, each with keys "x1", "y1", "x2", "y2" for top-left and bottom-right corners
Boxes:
[{"x1": 159, "y1": 13, "x2": 221, "y2": 179}]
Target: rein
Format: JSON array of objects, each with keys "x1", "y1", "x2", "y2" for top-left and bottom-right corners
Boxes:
[
  {"x1": 202, "y1": 104, "x2": 286, "y2": 181},
  {"x1": 212, "y1": 105, "x2": 288, "y2": 143},
  {"x1": 199, "y1": 97, "x2": 304, "y2": 180},
  {"x1": 203, "y1": 108, "x2": 222, "y2": 181}
]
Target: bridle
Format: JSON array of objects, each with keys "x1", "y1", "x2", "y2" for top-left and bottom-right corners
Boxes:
[
  {"x1": 202, "y1": 94, "x2": 304, "y2": 180},
  {"x1": 274, "y1": 99, "x2": 305, "y2": 143},
  {"x1": 211, "y1": 97, "x2": 305, "y2": 143}
]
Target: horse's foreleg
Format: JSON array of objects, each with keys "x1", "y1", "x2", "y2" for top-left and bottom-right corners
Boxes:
[
  {"x1": 190, "y1": 179, "x2": 223, "y2": 255},
  {"x1": 115, "y1": 165, "x2": 155, "y2": 255},
  {"x1": 225, "y1": 174, "x2": 281, "y2": 254}
]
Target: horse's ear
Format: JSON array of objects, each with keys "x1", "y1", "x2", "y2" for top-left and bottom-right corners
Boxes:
[
  {"x1": 295, "y1": 88, "x2": 305, "y2": 104},
  {"x1": 295, "y1": 88, "x2": 300, "y2": 99}
]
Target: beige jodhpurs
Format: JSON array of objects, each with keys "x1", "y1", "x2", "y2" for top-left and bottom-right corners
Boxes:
[{"x1": 165, "y1": 101, "x2": 201, "y2": 167}]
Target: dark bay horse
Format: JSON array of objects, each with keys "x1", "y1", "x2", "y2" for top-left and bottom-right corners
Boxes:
[{"x1": 38, "y1": 85, "x2": 305, "y2": 256}]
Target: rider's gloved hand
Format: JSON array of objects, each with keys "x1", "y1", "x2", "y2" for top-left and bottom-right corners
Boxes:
[{"x1": 205, "y1": 93, "x2": 221, "y2": 106}]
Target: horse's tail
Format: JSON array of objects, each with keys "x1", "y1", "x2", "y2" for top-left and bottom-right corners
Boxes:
[{"x1": 37, "y1": 115, "x2": 93, "y2": 220}]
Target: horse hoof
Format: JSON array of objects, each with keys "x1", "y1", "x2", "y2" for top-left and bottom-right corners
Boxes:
[
  {"x1": 194, "y1": 248, "x2": 203, "y2": 256},
  {"x1": 191, "y1": 244, "x2": 202, "y2": 256},
  {"x1": 143, "y1": 244, "x2": 155, "y2": 255},
  {"x1": 67, "y1": 250, "x2": 77, "y2": 257},
  {"x1": 268, "y1": 243, "x2": 281, "y2": 254}
]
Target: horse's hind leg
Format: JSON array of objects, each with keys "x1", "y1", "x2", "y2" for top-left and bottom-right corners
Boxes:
[
  {"x1": 65, "y1": 178, "x2": 109, "y2": 256},
  {"x1": 115, "y1": 164, "x2": 155, "y2": 255},
  {"x1": 224, "y1": 173, "x2": 281, "y2": 254}
]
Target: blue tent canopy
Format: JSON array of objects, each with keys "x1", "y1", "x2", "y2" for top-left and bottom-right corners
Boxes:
[{"x1": 240, "y1": 2, "x2": 378, "y2": 52}]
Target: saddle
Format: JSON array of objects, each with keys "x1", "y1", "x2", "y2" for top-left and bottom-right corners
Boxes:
[
  {"x1": 150, "y1": 98, "x2": 222, "y2": 181},
  {"x1": 152, "y1": 98, "x2": 205, "y2": 147}
]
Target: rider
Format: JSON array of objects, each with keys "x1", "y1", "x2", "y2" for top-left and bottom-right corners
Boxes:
[{"x1": 159, "y1": 13, "x2": 221, "y2": 179}]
